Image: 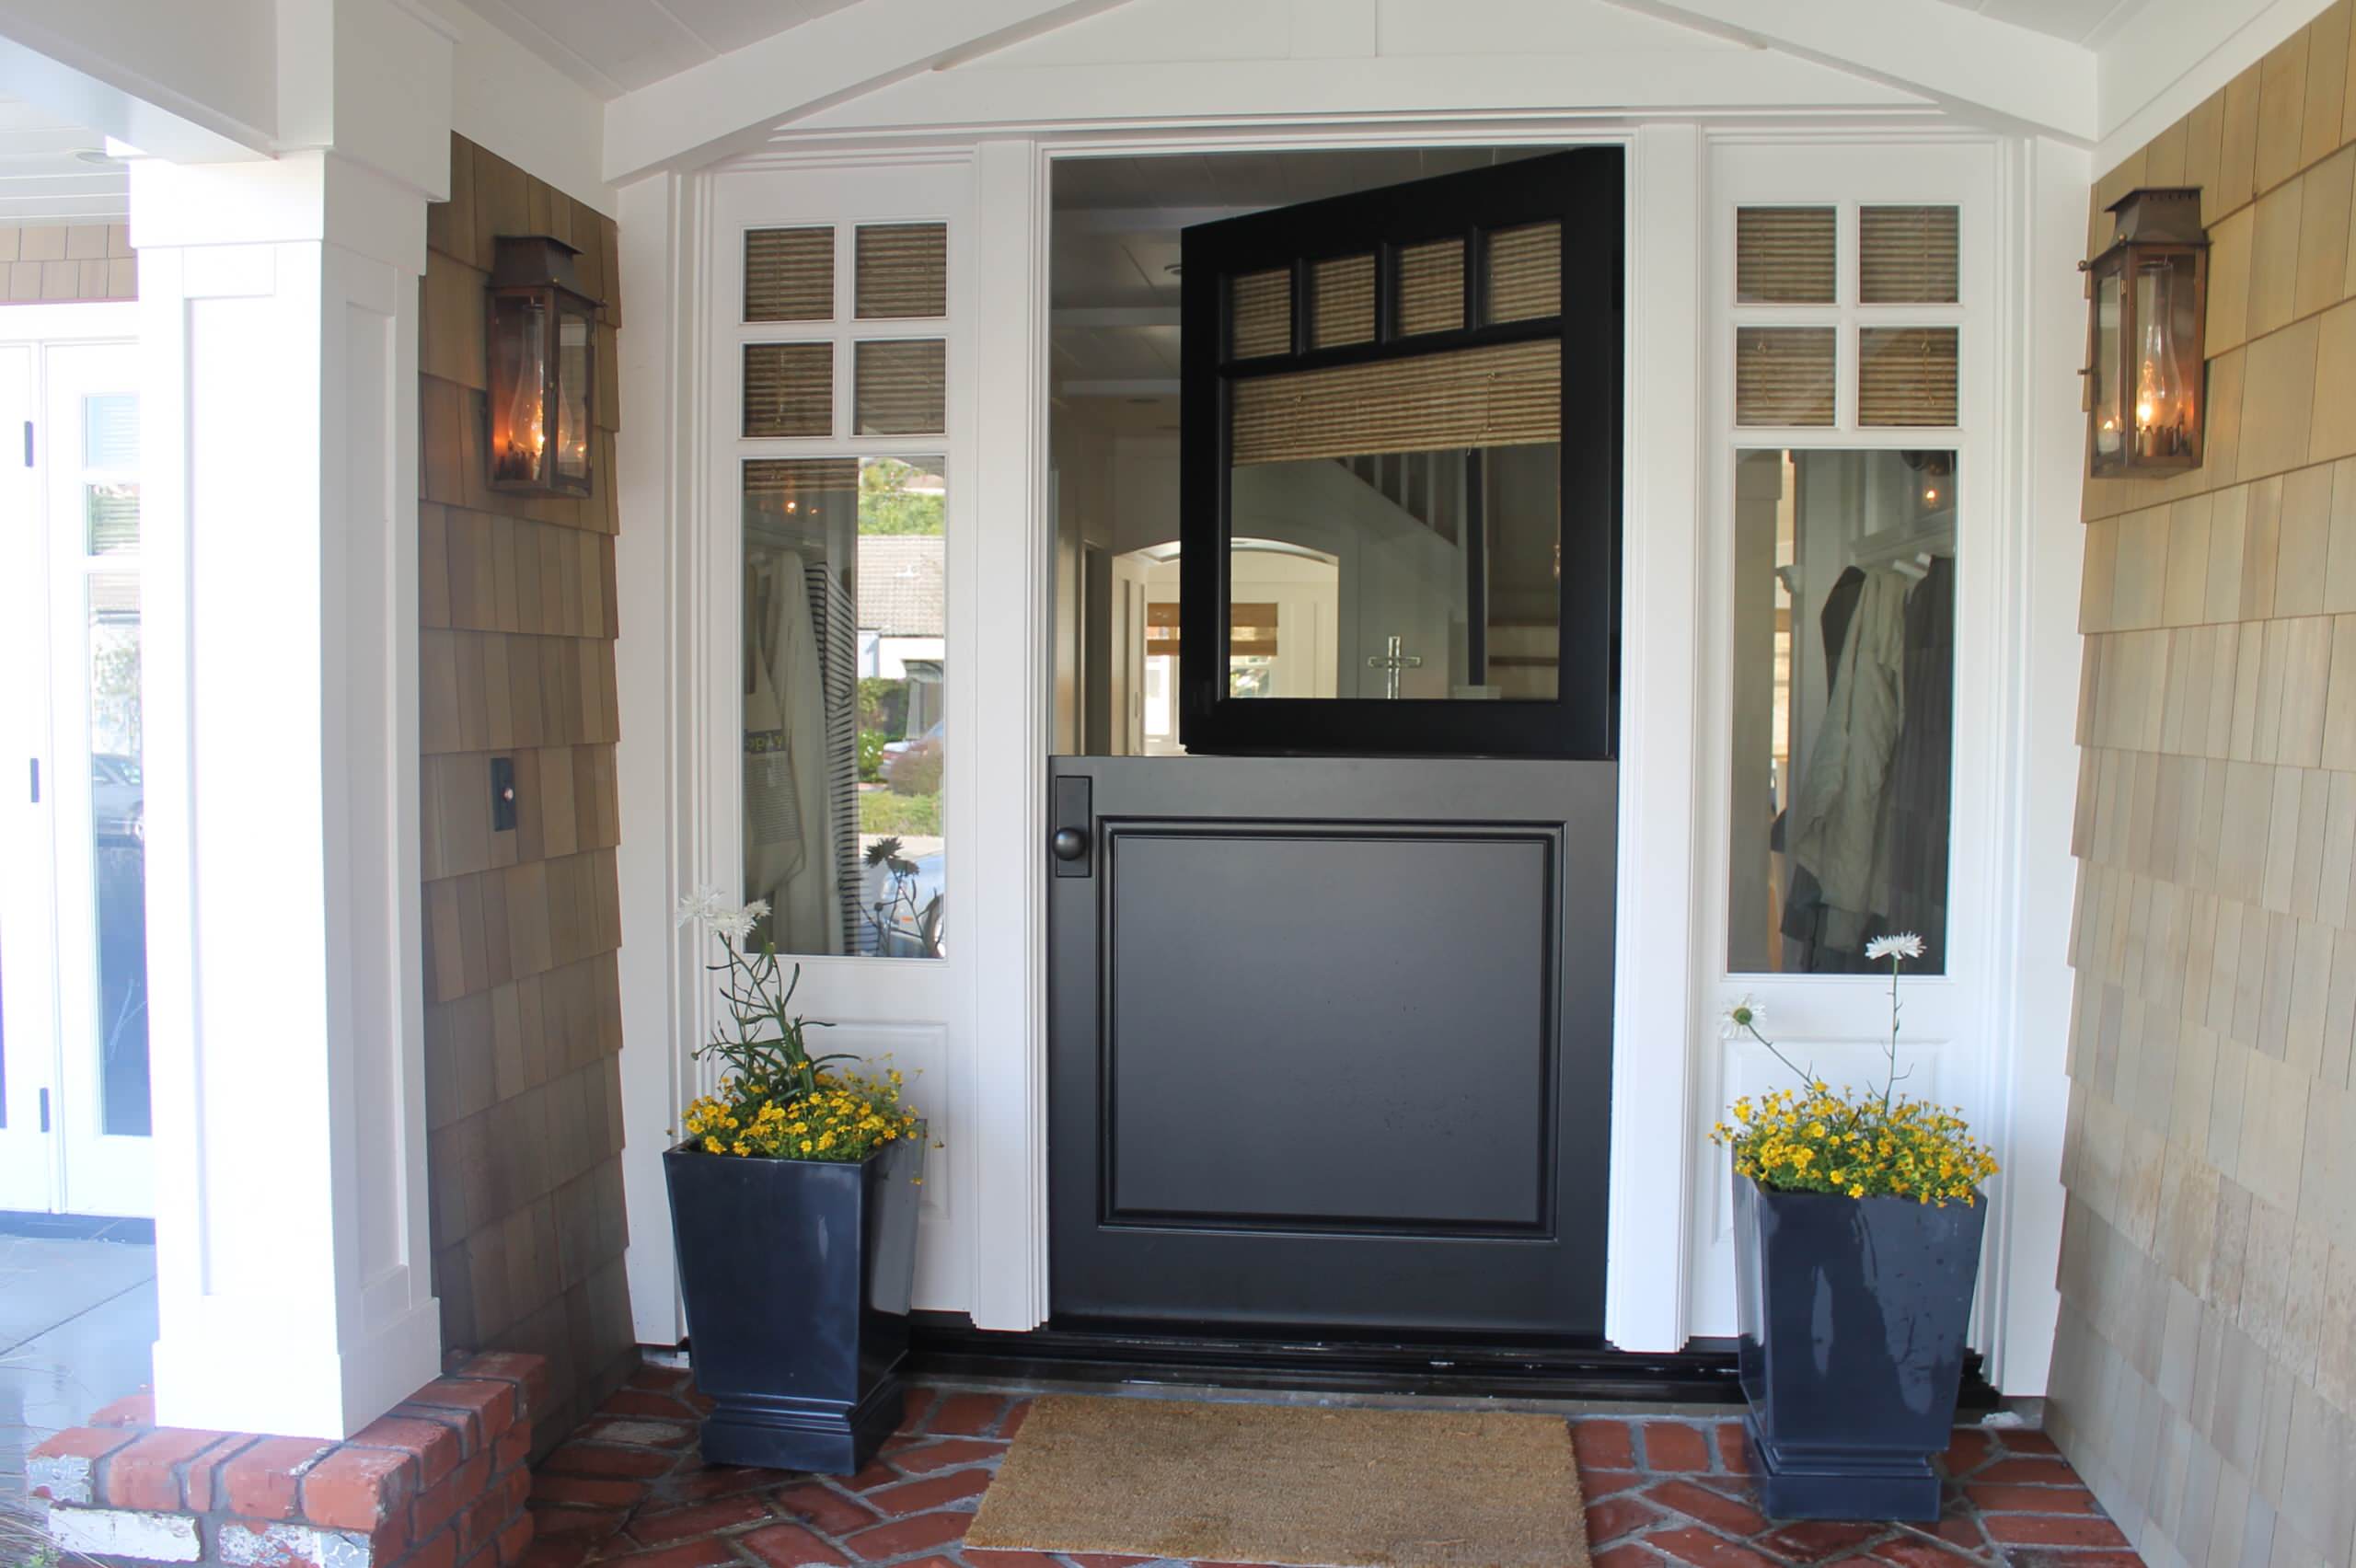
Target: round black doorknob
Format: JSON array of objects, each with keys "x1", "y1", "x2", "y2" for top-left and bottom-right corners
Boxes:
[{"x1": 1051, "y1": 826, "x2": 1088, "y2": 861}]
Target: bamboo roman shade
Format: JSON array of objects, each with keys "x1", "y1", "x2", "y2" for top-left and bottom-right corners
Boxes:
[
  {"x1": 854, "y1": 339, "x2": 947, "y2": 434},
  {"x1": 1736, "y1": 208, "x2": 1835, "y2": 304},
  {"x1": 856, "y1": 224, "x2": 948, "y2": 318},
  {"x1": 1735, "y1": 328, "x2": 1835, "y2": 426},
  {"x1": 1230, "y1": 270, "x2": 1291, "y2": 358},
  {"x1": 744, "y1": 342, "x2": 834, "y2": 437},
  {"x1": 1230, "y1": 340, "x2": 1558, "y2": 465},
  {"x1": 745, "y1": 227, "x2": 835, "y2": 321},
  {"x1": 1397, "y1": 238, "x2": 1465, "y2": 335},
  {"x1": 1859, "y1": 328, "x2": 1958, "y2": 425},
  {"x1": 1312, "y1": 255, "x2": 1376, "y2": 348},
  {"x1": 1860, "y1": 207, "x2": 1958, "y2": 305},
  {"x1": 744, "y1": 456, "x2": 859, "y2": 508},
  {"x1": 1484, "y1": 223, "x2": 1561, "y2": 322}
]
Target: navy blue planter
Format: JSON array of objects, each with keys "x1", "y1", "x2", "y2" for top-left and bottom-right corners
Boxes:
[
  {"x1": 664, "y1": 1135, "x2": 924, "y2": 1475},
  {"x1": 1733, "y1": 1174, "x2": 1988, "y2": 1521}
]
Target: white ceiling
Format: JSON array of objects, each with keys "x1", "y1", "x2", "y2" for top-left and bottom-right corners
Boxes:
[
  {"x1": 0, "y1": 93, "x2": 127, "y2": 225},
  {"x1": 1922, "y1": 0, "x2": 2153, "y2": 47},
  {"x1": 464, "y1": 0, "x2": 866, "y2": 97},
  {"x1": 1050, "y1": 147, "x2": 1546, "y2": 433}
]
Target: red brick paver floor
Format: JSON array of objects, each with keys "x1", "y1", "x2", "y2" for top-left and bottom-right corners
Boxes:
[{"x1": 524, "y1": 1367, "x2": 2134, "y2": 1568}]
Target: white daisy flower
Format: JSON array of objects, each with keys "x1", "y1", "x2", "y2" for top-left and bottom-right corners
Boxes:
[
  {"x1": 1865, "y1": 932, "x2": 1926, "y2": 963},
  {"x1": 675, "y1": 883, "x2": 727, "y2": 928},
  {"x1": 1721, "y1": 994, "x2": 1766, "y2": 1041}
]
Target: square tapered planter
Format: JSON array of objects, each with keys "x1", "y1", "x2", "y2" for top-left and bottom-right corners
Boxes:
[
  {"x1": 664, "y1": 1134, "x2": 924, "y2": 1474},
  {"x1": 1732, "y1": 1173, "x2": 1987, "y2": 1520}
]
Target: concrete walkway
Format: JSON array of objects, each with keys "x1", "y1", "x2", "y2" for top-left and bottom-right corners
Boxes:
[{"x1": 0, "y1": 1232, "x2": 156, "y2": 1496}]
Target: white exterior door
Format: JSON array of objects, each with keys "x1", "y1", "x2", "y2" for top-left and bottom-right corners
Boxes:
[{"x1": 0, "y1": 322, "x2": 152, "y2": 1219}]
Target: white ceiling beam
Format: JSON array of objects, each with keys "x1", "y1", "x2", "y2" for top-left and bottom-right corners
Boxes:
[
  {"x1": 603, "y1": 0, "x2": 1128, "y2": 183},
  {"x1": 1052, "y1": 306, "x2": 1180, "y2": 329},
  {"x1": 1061, "y1": 377, "x2": 1178, "y2": 396},
  {"x1": 1607, "y1": 0, "x2": 2098, "y2": 144},
  {"x1": 1063, "y1": 205, "x2": 1262, "y2": 234}
]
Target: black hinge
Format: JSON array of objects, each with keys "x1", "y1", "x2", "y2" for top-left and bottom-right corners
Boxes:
[
  {"x1": 28, "y1": 757, "x2": 38, "y2": 803},
  {"x1": 20, "y1": 421, "x2": 30, "y2": 467},
  {"x1": 38, "y1": 1088, "x2": 50, "y2": 1133}
]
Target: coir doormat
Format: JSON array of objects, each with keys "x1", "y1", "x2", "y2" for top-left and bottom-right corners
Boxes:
[{"x1": 964, "y1": 1394, "x2": 1590, "y2": 1568}]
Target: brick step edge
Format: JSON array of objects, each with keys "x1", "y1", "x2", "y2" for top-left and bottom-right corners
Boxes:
[{"x1": 29, "y1": 1351, "x2": 551, "y2": 1568}]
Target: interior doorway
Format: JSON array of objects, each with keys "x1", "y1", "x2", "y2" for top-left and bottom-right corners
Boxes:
[
  {"x1": 0, "y1": 317, "x2": 154, "y2": 1220},
  {"x1": 1045, "y1": 145, "x2": 1622, "y2": 1339}
]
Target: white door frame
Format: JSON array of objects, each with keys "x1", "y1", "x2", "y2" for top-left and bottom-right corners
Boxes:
[{"x1": 614, "y1": 114, "x2": 2079, "y2": 1380}]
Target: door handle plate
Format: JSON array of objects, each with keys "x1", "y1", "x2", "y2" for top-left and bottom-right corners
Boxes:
[{"x1": 1051, "y1": 776, "x2": 1092, "y2": 879}]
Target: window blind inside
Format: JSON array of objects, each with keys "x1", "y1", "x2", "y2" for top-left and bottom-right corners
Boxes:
[
  {"x1": 1230, "y1": 340, "x2": 1558, "y2": 465},
  {"x1": 1397, "y1": 238, "x2": 1465, "y2": 335},
  {"x1": 744, "y1": 456, "x2": 859, "y2": 511},
  {"x1": 1859, "y1": 327, "x2": 1958, "y2": 426},
  {"x1": 1736, "y1": 208, "x2": 1835, "y2": 304},
  {"x1": 1485, "y1": 223, "x2": 1561, "y2": 322},
  {"x1": 856, "y1": 224, "x2": 948, "y2": 318},
  {"x1": 744, "y1": 342, "x2": 833, "y2": 437},
  {"x1": 1734, "y1": 328, "x2": 1834, "y2": 426},
  {"x1": 745, "y1": 227, "x2": 834, "y2": 322},
  {"x1": 1861, "y1": 206, "x2": 1958, "y2": 305},
  {"x1": 854, "y1": 339, "x2": 947, "y2": 435},
  {"x1": 1230, "y1": 270, "x2": 1291, "y2": 359},
  {"x1": 1312, "y1": 254, "x2": 1376, "y2": 348}
]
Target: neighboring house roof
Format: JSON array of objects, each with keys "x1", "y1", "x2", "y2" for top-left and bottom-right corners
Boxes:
[{"x1": 859, "y1": 535, "x2": 944, "y2": 638}]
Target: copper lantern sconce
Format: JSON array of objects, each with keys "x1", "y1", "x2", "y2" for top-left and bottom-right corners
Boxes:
[
  {"x1": 2082, "y1": 188, "x2": 2208, "y2": 478},
  {"x1": 487, "y1": 235, "x2": 600, "y2": 497}
]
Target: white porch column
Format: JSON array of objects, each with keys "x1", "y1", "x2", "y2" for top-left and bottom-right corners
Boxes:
[{"x1": 134, "y1": 0, "x2": 454, "y2": 1438}]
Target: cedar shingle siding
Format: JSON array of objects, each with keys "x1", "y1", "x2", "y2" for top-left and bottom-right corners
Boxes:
[
  {"x1": 2061, "y1": 8, "x2": 2356, "y2": 1562},
  {"x1": 416, "y1": 134, "x2": 634, "y2": 1453}
]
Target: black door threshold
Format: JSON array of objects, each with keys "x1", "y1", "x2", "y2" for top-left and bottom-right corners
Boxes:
[{"x1": 905, "y1": 1314, "x2": 2004, "y2": 1412}]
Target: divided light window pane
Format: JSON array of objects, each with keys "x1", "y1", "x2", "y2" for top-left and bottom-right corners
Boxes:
[
  {"x1": 1860, "y1": 206, "x2": 1959, "y2": 305},
  {"x1": 1311, "y1": 255, "x2": 1376, "y2": 349},
  {"x1": 856, "y1": 224, "x2": 948, "y2": 319},
  {"x1": 743, "y1": 342, "x2": 834, "y2": 438},
  {"x1": 1484, "y1": 223, "x2": 1560, "y2": 323},
  {"x1": 745, "y1": 227, "x2": 834, "y2": 322},
  {"x1": 1396, "y1": 238, "x2": 1465, "y2": 335},
  {"x1": 1735, "y1": 328, "x2": 1835, "y2": 426},
  {"x1": 1727, "y1": 448, "x2": 1955, "y2": 974},
  {"x1": 1859, "y1": 328, "x2": 1958, "y2": 426},
  {"x1": 1736, "y1": 208, "x2": 1835, "y2": 304},
  {"x1": 854, "y1": 340, "x2": 947, "y2": 435},
  {"x1": 1230, "y1": 270, "x2": 1291, "y2": 359},
  {"x1": 743, "y1": 455, "x2": 949, "y2": 960}
]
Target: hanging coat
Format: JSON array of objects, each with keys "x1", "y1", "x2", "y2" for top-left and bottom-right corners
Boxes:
[
  {"x1": 745, "y1": 550, "x2": 842, "y2": 954},
  {"x1": 1787, "y1": 569, "x2": 1909, "y2": 953}
]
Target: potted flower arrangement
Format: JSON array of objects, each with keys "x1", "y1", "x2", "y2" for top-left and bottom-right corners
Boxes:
[
  {"x1": 1712, "y1": 933, "x2": 2000, "y2": 1522},
  {"x1": 664, "y1": 887, "x2": 926, "y2": 1475}
]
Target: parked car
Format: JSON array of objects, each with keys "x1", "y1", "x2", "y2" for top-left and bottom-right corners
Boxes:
[{"x1": 879, "y1": 718, "x2": 941, "y2": 760}]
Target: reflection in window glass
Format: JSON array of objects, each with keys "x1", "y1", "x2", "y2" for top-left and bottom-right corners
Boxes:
[
  {"x1": 1727, "y1": 449, "x2": 1954, "y2": 974},
  {"x1": 1229, "y1": 444, "x2": 1559, "y2": 701},
  {"x1": 743, "y1": 455, "x2": 946, "y2": 960},
  {"x1": 88, "y1": 574, "x2": 150, "y2": 1134}
]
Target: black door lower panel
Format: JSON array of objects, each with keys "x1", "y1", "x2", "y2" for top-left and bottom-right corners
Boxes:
[{"x1": 1047, "y1": 756, "x2": 1615, "y2": 1339}]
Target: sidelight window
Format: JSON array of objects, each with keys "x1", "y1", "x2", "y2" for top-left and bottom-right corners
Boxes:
[
  {"x1": 1724, "y1": 197, "x2": 1962, "y2": 974},
  {"x1": 736, "y1": 219, "x2": 949, "y2": 960}
]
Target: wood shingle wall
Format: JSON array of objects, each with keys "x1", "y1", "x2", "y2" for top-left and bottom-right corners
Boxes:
[
  {"x1": 2060, "y1": 8, "x2": 2356, "y2": 1565},
  {"x1": 416, "y1": 134, "x2": 634, "y2": 1452}
]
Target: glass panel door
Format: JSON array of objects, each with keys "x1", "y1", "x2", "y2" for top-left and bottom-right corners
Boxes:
[
  {"x1": 0, "y1": 342, "x2": 56, "y2": 1213},
  {"x1": 42, "y1": 343, "x2": 151, "y2": 1217}
]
